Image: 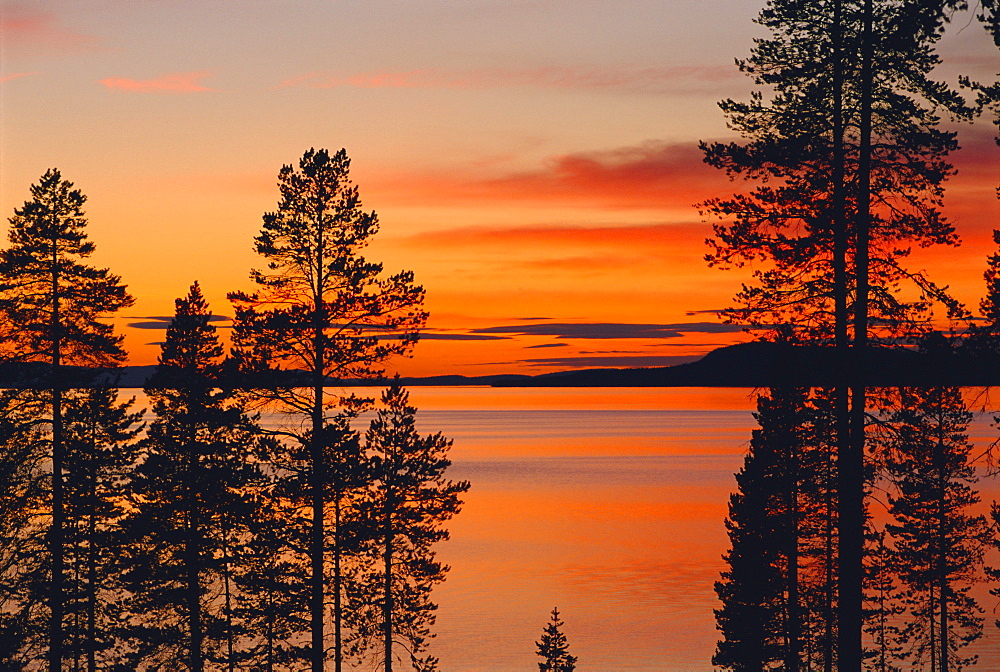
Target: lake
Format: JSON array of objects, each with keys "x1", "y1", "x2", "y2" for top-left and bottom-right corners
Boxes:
[{"x1": 388, "y1": 386, "x2": 1000, "y2": 672}]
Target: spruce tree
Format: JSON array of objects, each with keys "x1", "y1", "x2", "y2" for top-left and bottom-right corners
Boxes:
[
  {"x1": 535, "y1": 608, "x2": 577, "y2": 672},
  {"x1": 714, "y1": 387, "x2": 811, "y2": 671},
  {"x1": 346, "y1": 383, "x2": 468, "y2": 672},
  {"x1": 117, "y1": 282, "x2": 260, "y2": 670},
  {"x1": 796, "y1": 388, "x2": 839, "y2": 671},
  {"x1": 229, "y1": 148, "x2": 427, "y2": 671},
  {"x1": 0, "y1": 169, "x2": 133, "y2": 671}
]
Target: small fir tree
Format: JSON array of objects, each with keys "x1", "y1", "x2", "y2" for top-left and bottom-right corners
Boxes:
[
  {"x1": 117, "y1": 282, "x2": 260, "y2": 670},
  {"x1": 535, "y1": 608, "x2": 577, "y2": 672}
]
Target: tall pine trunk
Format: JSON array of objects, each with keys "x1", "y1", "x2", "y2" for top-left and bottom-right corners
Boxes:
[
  {"x1": 310, "y1": 203, "x2": 327, "y2": 672},
  {"x1": 333, "y1": 494, "x2": 343, "y2": 672},
  {"x1": 383, "y1": 503, "x2": 393, "y2": 672},
  {"x1": 222, "y1": 526, "x2": 235, "y2": 672},
  {"x1": 839, "y1": 1, "x2": 873, "y2": 669},
  {"x1": 49, "y1": 233, "x2": 64, "y2": 672},
  {"x1": 311, "y1": 383, "x2": 325, "y2": 672},
  {"x1": 187, "y1": 434, "x2": 203, "y2": 672},
  {"x1": 936, "y1": 436, "x2": 949, "y2": 672},
  {"x1": 86, "y1": 468, "x2": 97, "y2": 672},
  {"x1": 786, "y1": 443, "x2": 800, "y2": 672},
  {"x1": 830, "y1": 3, "x2": 849, "y2": 667}
]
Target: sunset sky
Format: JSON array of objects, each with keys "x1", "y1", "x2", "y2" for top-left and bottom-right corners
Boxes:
[{"x1": 2, "y1": 0, "x2": 997, "y2": 376}]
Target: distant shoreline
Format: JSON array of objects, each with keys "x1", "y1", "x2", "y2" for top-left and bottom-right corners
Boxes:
[{"x1": 4, "y1": 341, "x2": 999, "y2": 388}]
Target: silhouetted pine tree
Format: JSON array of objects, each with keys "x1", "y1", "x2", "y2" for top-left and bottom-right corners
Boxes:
[
  {"x1": 61, "y1": 387, "x2": 142, "y2": 671},
  {"x1": 885, "y1": 387, "x2": 988, "y2": 671},
  {"x1": 535, "y1": 608, "x2": 576, "y2": 672},
  {"x1": 346, "y1": 383, "x2": 468, "y2": 672},
  {"x1": 963, "y1": 230, "x2": 1000, "y2": 372},
  {"x1": 715, "y1": 387, "x2": 811, "y2": 671},
  {"x1": 116, "y1": 282, "x2": 260, "y2": 670},
  {"x1": 0, "y1": 169, "x2": 133, "y2": 671},
  {"x1": 229, "y1": 148, "x2": 427, "y2": 672},
  {"x1": 229, "y1": 410, "x2": 367, "y2": 671}
]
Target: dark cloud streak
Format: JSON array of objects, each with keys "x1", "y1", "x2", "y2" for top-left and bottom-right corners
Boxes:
[{"x1": 471, "y1": 321, "x2": 748, "y2": 339}]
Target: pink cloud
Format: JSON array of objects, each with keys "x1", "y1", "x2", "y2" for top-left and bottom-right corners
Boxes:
[
  {"x1": 0, "y1": 72, "x2": 36, "y2": 83},
  {"x1": 1, "y1": 6, "x2": 100, "y2": 55},
  {"x1": 99, "y1": 72, "x2": 215, "y2": 93},
  {"x1": 369, "y1": 141, "x2": 729, "y2": 210},
  {"x1": 399, "y1": 223, "x2": 709, "y2": 257},
  {"x1": 281, "y1": 65, "x2": 738, "y2": 93}
]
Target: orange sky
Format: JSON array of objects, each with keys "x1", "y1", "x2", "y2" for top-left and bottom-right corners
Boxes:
[{"x1": 1, "y1": 1, "x2": 997, "y2": 376}]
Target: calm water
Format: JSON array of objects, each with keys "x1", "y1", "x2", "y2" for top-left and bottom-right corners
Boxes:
[
  {"x1": 125, "y1": 386, "x2": 1000, "y2": 670},
  {"x1": 394, "y1": 387, "x2": 1000, "y2": 672}
]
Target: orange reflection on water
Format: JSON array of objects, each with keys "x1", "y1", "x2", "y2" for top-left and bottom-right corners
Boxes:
[{"x1": 349, "y1": 385, "x2": 757, "y2": 412}]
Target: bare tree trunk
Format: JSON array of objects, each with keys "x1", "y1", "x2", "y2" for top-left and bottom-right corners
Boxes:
[
  {"x1": 786, "y1": 439, "x2": 801, "y2": 672},
  {"x1": 838, "y1": 1, "x2": 872, "y2": 669},
  {"x1": 222, "y1": 526, "x2": 235, "y2": 672},
  {"x1": 936, "y1": 439, "x2": 949, "y2": 672},
  {"x1": 187, "y1": 437, "x2": 203, "y2": 672},
  {"x1": 86, "y1": 475, "x2": 97, "y2": 672},
  {"x1": 311, "y1": 382, "x2": 325, "y2": 672},
  {"x1": 824, "y1": 436, "x2": 836, "y2": 672},
  {"x1": 49, "y1": 233, "x2": 65, "y2": 672},
  {"x1": 333, "y1": 495, "x2": 343, "y2": 672},
  {"x1": 830, "y1": 3, "x2": 852, "y2": 666},
  {"x1": 383, "y1": 505, "x2": 393, "y2": 672},
  {"x1": 310, "y1": 199, "x2": 328, "y2": 672}
]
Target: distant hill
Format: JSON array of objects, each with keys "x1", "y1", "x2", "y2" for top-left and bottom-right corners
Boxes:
[
  {"x1": 2, "y1": 341, "x2": 998, "y2": 388},
  {"x1": 490, "y1": 341, "x2": 996, "y2": 387}
]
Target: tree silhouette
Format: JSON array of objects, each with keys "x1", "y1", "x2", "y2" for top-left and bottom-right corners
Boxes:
[
  {"x1": 62, "y1": 387, "x2": 142, "y2": 671},
  {"x1": 346, "y1": 383, "x2": 468, "y2": 672},
  {"x1": 701, "y1": 1, "x2": 967, "y2": 344},
  {"x1": 701, "y1": 3, "x2": 973, "y2": 666},
  {"x1": 117, "y1": 282, "x2": 260, "y2": 670},
  {"x1": 229, "y1": 148, "x2": 427, "y2": 671},
  {"x1": 228, "y1": 445, "x2": 311, "y2": 671},
  {"x1": 0, "y1": 169, "x2": 133, "y2": 671},
  {"x1": 715, "y1": 386, "x2": 812, "y2": 671},
  {"x1": 535, "y1": 608, "x2": 577, "y2": 672},
  {"x1": 796, "y1": 388, "x2": 840, "y2": 671},
  {"x1": 884, "y1": 387, "x2": 989, "y2": 671}
]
